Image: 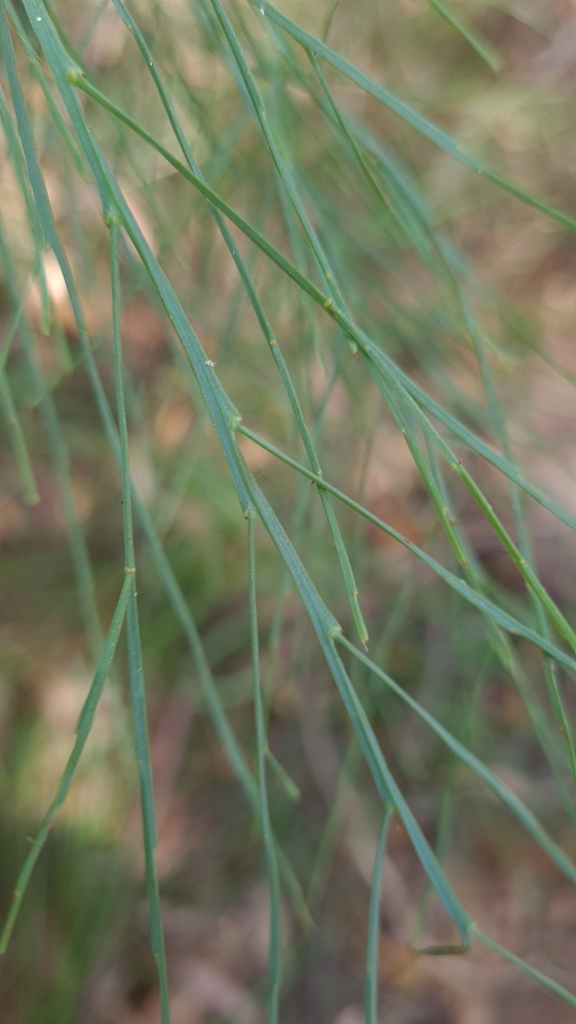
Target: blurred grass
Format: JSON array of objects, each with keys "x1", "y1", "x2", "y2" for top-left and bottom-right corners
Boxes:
[{"x1": 1, "y1": 0, "x2": 576, "y2": 1021}]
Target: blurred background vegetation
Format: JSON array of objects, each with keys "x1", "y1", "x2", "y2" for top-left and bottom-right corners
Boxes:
[{"x1": 1, "y1": 0, "x2": 576, "y2": 1021}]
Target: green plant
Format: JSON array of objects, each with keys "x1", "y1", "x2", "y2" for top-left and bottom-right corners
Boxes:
[{"x1": 1, "y1": 0, "x2": 576, "y2": 1020}]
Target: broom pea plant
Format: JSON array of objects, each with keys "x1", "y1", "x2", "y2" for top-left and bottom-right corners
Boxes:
[{"x1": 1, "y1": 0, "x2": 576, "y2": 1019}]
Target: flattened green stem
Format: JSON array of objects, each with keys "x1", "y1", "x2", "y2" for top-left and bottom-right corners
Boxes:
[
  {"x1": 248, "y1": 512, "x2": 282, "y2": 1023},
  {"x1": 126, "y1": 587, "x2": 171, "y2": 1024},
  {"x1": 110, "y1": 221, "x2": 171, "y2": 1023},
  {"x1": 0, "y1": 574, "x2": 131, "y2": 954},
  {"x1": 428, "y1": 0, "x2": 499, "y2": 71},
  {"x1": 265, "y1": 748, "x2": 301, "y2": 802},
  {"x1": 364, "y1": 807, "x2": 393, "y2": 1024},
  {"x1": 336, "y1": 633, "x2": 576, "y2": 887},
  {"x1": 472, "y1": 926, "x2": 576, "y2": 1009},
  {"x1": 110, "y1": 217, "x2": 135, "y2": 569}
]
